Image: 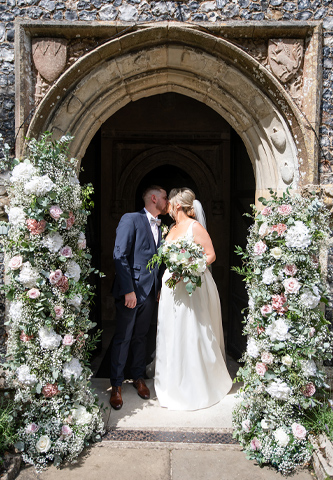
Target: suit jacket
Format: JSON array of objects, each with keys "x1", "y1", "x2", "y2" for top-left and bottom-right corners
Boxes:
[{"x1": 112, "y1": 209, "x2": 163, "y2": 304}]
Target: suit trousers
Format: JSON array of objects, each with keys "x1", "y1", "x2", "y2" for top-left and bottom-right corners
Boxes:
[{"x1": 110, "y1": 286, "x2": 157, "y2": 386}]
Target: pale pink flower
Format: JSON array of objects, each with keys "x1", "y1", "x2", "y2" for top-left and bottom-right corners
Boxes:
[
  {"x1": 309, "y1": 327, "x2": 316, "y2": 338},
  {"x1": 278, "y1": 204, "x2": 292, "y2": 216},
  {"x1": 42, "y1": 383, "x2": 60, "y2": 398},
  {"x1": 20, "y1": 331, "x2": 33, "y2": 342},
  {"x1": 54, "y1": 306, "x2": 64, "y2": 319},
  {"x1": 27, "y1": 288, "x2": 40, "y2": 299},
  {"x1": 284, "y1": 264, "x2": 297, "y2": 276},
  {"x1": 272, "y1": 294, "x2": 288, "y2": 315},
  {"x1": 261, "y1": 206, "x2": 272, "y2": 216},
  {"x1": 271, "y1": 223, "x2": 287, "y2": 236},
  {"x1": 61, "y1": 425, "x2": 73, "y2": 437},
  {"x1": 77, "y1": 233, "x2": 86, "y2": 250},
  {"x1": 66, "y1": 211, "x2": 75, "y2": 230},
  {"x1": 242, "y1": 419, "x2": 251, "y2": 432},
  {"x1": 292, "y1": 423, "x2": 307, "y2": 440},
  {"x1": 56, "y1": 275, "x2": 69, "y2": 293},
  {"x1": 250, "y1": 438, "x2": 261, "y2": 451},
  {"x1": 8, "y1": 255, "x2": 23, "y2": 270},
  {"x1": 63, "y1": 334, "x2": 75, "y2": 346},
  {"x1": 60, "y1": 246, "x2": 73, "y2": 258},
  {"x1": 255, "y1": 362, "x2": 268, "y2": 377},
  {"x1": 283, "y1": 278, "x2": 301, "y2": 295},
  {"x1": 49, "y1": 205, "x2": 63, "y2": 220},
  {"x1": 254, "y1": 240, "x2": 267, "y2": 256},
  {"x1": 26, "y1": 218, "x2": 47, "y2": 235},
  {"x1": 261, "y1": 352, "x2": 274, "y2": 365},
  {"x1": 49, "y1": 269, "x2": 63, "y2": 285},
  {"x1": 25, "y1": 423, "x2": 39, "y2": 434},
  {"x1": 301, "y1": 382, "x2": 316, "y2": 397},
  {"x1": 261, "y1": 304, "x2": 273, "y2": 317}
]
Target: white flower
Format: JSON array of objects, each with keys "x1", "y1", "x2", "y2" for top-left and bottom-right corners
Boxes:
[
  {"x1": 300, "y1": 287, "x2": 321, "y2": 309},
  {"x1": 16, "y1": 365, "x2": 37, "y2": 386},
  {"x1": 67, "y1": 294, "x2": 82, "y2": 309},
  {"x1": 261, "y1": 419, "x2": 270, "y2": 431},
  {"x1": 242, "y1": 419, "x2": 251, "y2": 432},
  {"x1": 42, "y1": 232, "x2": 64, "y2": 253},
  {"x1": 169, "y1": 252, "x2": 178, "y2": 263},
  {"x1": 24, "y1": 175, "x2": 55, "y2": 196},
  {"x1": 266, "y1": 379, "x2": 291, "y2": 401},
  {"x1": 281, "y1": 354, "x2": 293, "y2": 367},
  {"x1": 285, "y1": 221, "x2": 311, "y2": 249},
  {"x1": 270, "y1": 247, "x2": 282, "y2": 259},
  {"x1": 283, "y1": 277, "x2": 301, "y2": 294},
  {"x1": 9, "y1": 300, "x2": 24, "y2": 323},
  {"x1": 62, "y1": 357, "x2": 83, "y2": 382},
  {"x1": 248, "y1": 297, "x2": 255, "y2": 310},
  {"x1": 71, "y1": 405, "x2": 92, "y2": 425},
  {"x1": 36, "y1": 435, "x2": 52, "y2": 453},
  {"x1": 39, "y1": 327, "x2": 62, "y2": 350},
  {"x1": 274, "y1": 428, "x2": 290, "y2": 447},
  {"x1": 259, "y1": 222, "x2": 271, "y2": 237},
  {"x1": 266, "y1": 318, "x2": 289, "y2": 342},
  {"x1": 262, "y1": 266, "x2": 277, "y2": 285},
  {"x1": 301, "y1": 359, "x2": 317, "y2": 377},
  {"x1": 10, "y1": 162, "x2": 37, "y2": 183},
  {"x1": 8, "y1": 206, "x2": 26, "y2": 226},
  {"x1": 65, "y1": 260, "x2": 81, "y2": 282},
  {"x1": 196, "y1": 257, "x2": 207, "y2": 274},
  {"x1": 17, "y1": 262, "x2": 39, "y2": 288},
  {"x1": 247, "y1": 337, "x2": 259, "y2": 358},
  {"x1": 77, "y1": 232, "x2": 86, "y2": 249}
]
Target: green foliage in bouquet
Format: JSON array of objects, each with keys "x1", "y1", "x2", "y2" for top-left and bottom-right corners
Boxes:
[
  {"x1": 232, "y1": 188, "x2": 332, "y2": 475},
  {"x1": 1, "y1": 133, "x2": 104, "y2": 471}
]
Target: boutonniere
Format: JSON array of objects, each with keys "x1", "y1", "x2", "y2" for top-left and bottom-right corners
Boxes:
[{"x1": 161, "y1": 224, "x2": 169, "y2": 238}]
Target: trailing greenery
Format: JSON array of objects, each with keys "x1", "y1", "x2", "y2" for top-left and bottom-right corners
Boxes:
[{"x1": 0, "y1": 394, "x2": 19, "y2": 466}]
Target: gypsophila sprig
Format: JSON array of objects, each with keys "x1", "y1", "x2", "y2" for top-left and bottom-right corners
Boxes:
[
  {"x1": 232, "y1": 188, "x2": 332, "y2": 475},
  {"x1": 3, "y1": 133, "x2": 104, "y2": 471}
]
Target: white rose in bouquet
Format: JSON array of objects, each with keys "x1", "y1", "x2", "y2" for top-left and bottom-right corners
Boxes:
[
  {"x1": 274, "y1": 428, "x2": 290, "y2": 447},
  {"x1": 36, "y1": 435, "x2": 52, "y2": 453},
  {"x1": 259, "y1": 222, "x2": 271, "y2": 237},
  {"x1": 281, "y1": 354, "x2": 293, "y2": 367},
  {"x1": 270, "y1": 247, "x2": 282, "y2": 259}
]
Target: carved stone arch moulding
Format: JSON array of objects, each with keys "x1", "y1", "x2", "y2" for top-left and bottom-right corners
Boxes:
[{"x1": 17, "y1": 22, "x2": 322, "y2": 199}]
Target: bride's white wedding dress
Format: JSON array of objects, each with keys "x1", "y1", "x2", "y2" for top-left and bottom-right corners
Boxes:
[{"x1": 154, "y1": 221, "x2": 232, "y2": 410}]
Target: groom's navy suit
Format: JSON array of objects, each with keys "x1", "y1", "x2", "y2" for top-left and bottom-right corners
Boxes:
[{"x1": 110, "y1": 209, "x2": 162, "y2": 386}]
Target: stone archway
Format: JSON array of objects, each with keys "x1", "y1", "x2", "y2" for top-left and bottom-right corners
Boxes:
[{"x1": 23, "y1": 24, "x2": 320, "y2": 200}]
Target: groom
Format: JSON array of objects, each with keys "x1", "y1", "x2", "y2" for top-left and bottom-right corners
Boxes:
[{"x1": 110, "y1": 185, "x2": 168, "y2": 410}]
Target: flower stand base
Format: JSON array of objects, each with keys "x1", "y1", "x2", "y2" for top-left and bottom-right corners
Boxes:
[{"x1": 310, "y1": 434, "x2": 333, "y2": 480}]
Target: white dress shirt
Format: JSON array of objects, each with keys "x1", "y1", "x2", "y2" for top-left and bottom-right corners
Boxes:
[{"x1": 144, "y1": 208, "x2": 159, "y2": 245}]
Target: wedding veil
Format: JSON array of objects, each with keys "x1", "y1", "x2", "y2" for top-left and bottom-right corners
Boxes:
[{"x1": 193, "y1": 199, "x2": 207, "y2": 230}]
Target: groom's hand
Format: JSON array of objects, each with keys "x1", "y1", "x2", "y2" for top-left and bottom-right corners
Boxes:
[{"x1": 125, "y1": 291, "x2": 137, "y2": 309}]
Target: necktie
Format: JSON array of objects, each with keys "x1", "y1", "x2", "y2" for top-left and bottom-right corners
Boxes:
[{"x1": 150, "y1": 217, "x2": 161, "y2": 226}]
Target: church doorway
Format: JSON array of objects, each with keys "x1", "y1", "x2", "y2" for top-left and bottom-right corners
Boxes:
[{"x1": 80, "y1": 92, "x2": 255, "y2": 376}]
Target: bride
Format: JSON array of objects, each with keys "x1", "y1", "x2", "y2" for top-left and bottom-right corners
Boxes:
[{"x1": 154, "y1": 188, "x2": 232, "y2": 410}]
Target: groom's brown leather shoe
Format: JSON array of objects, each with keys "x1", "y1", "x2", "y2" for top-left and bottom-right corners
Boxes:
[
  {"x1": 133, "y1": 378, "x2": 150, "y2": 399},
  {"x1": 110, "y1": 386, "x2": 123, "y2": 410}
]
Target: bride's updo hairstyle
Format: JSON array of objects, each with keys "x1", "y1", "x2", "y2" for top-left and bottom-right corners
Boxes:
[{"x1": 169, "y1": 188, "x2": 196, "y2": 218}]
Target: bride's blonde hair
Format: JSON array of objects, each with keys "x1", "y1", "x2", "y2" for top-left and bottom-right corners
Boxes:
[{"x1": 169, "y1": 188, "x2": 196, "y2": 218}]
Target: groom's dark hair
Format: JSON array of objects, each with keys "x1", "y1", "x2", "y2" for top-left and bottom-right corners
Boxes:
[{"x1": 142, "y1": 185, "x2": 164, "y2": 203}]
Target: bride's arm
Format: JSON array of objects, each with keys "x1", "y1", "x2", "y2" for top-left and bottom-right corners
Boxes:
[{"x1": 192, "y1": 222, "x2": 216, "y2": 265}]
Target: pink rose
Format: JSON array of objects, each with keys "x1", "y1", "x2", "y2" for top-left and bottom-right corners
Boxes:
[
  {"x1": 278, "y1": 204, "x2": 292, "y2": 216},
  {"x1": 309, "y1": 327, "x2": 316, "y2": 338},
  {"x1": 54, "y1": 306, "x2": 64, "y2": 319},
  {"x1": 261, "y1": 352, "x2": 274, "y2": 365},
  {"x1": 250, "y1": 438, "x2": 261, "y2": 451},
  {"x1": 292, "y1": 423, "x2": 307, "y2": 440},
  {"x1": 20, "y1": 331, "x2": 33, "y2": 342},
  {"x1": 9, "y1": 255, "x2": 23, "y2": 270},
  {"x1": 25, "y1": 423, "x2": 39, "y2": 434},
  {"x1": 283, "y1": 278, "x2": 301, "y2": 295},
  {"x1": 60, "y1": 246, "x2": 73, "y2": 258},
  {"x1": 63, "y1": 334, "x2": 75, "y2": 346},
  {"x1": 272, "y1": 294, "x2": 288, "y2": 315},
  {"x1": 284, "y1": 264, "x2": 297, "y2": 276},
  {"x1": 42, "y1": 383, "x2": 60, "y2": 398},
  {"x1": 26, "y1": 218, "x2": 47, "y2": 235},
  {"x1": 261, "y1": 206, "x2": 272, "y2": 216},
  {"x1": 255, "y1": 362, "x2": 268, "y2": 377},
  {"x1": 61, "y1": 425, "x2": 73, "y2": 437},
  {"x1": 27, "y1": 288, "x2": 40, "y2": 299},
  {"x1": 261, "y1": 305, "x2": 273, "y2": 317},
  {"x1": 49, "y1": 205, "x2": 63, "y2": 220},
  {"x1": 271, "y1": 223, "x2": 287, "y2": 236},
  {"x1": 301, "y1": 382, "x2": 316, "y2": 397},
  {"x1": 254, "y1": 241, "x2": 267, "y2": 256},
  {"x1": 56, "y1": 275, "x2": 69, "y2": 293},
  {"x1": 242, "y1": 419, "x2": 251, "y2": 432},
  {"x1": 66, "y1": 211, "x2": 75, "y2": 230},
  {"x1": 49, "y1": 269, "x2": 63, "y2": 285}
]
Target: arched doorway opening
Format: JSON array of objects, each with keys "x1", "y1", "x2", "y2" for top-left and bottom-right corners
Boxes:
[{"x1": 80, "y1": 92, "x2": 255, "y2": 376}]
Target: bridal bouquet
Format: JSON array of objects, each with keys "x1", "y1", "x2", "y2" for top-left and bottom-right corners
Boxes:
[{"x1": 148, "y1": 239, "x2": 207, "y2": 295}]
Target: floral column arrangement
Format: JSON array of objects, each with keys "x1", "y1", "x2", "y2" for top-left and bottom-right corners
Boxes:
[
  {"x1": 2, "y1": 134, "x2": 104, "y2": 470},
  {"x1": 232, "y1": 189, "x2": 332, "y2": 475}
]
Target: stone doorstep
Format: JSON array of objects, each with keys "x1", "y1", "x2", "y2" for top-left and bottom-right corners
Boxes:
[
  {"x1": 1, "y1": 453, "x2": 21, "y2": 480},
  {"x1": 310, "y1": 434, "x2": 333, "y2": 480}
]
